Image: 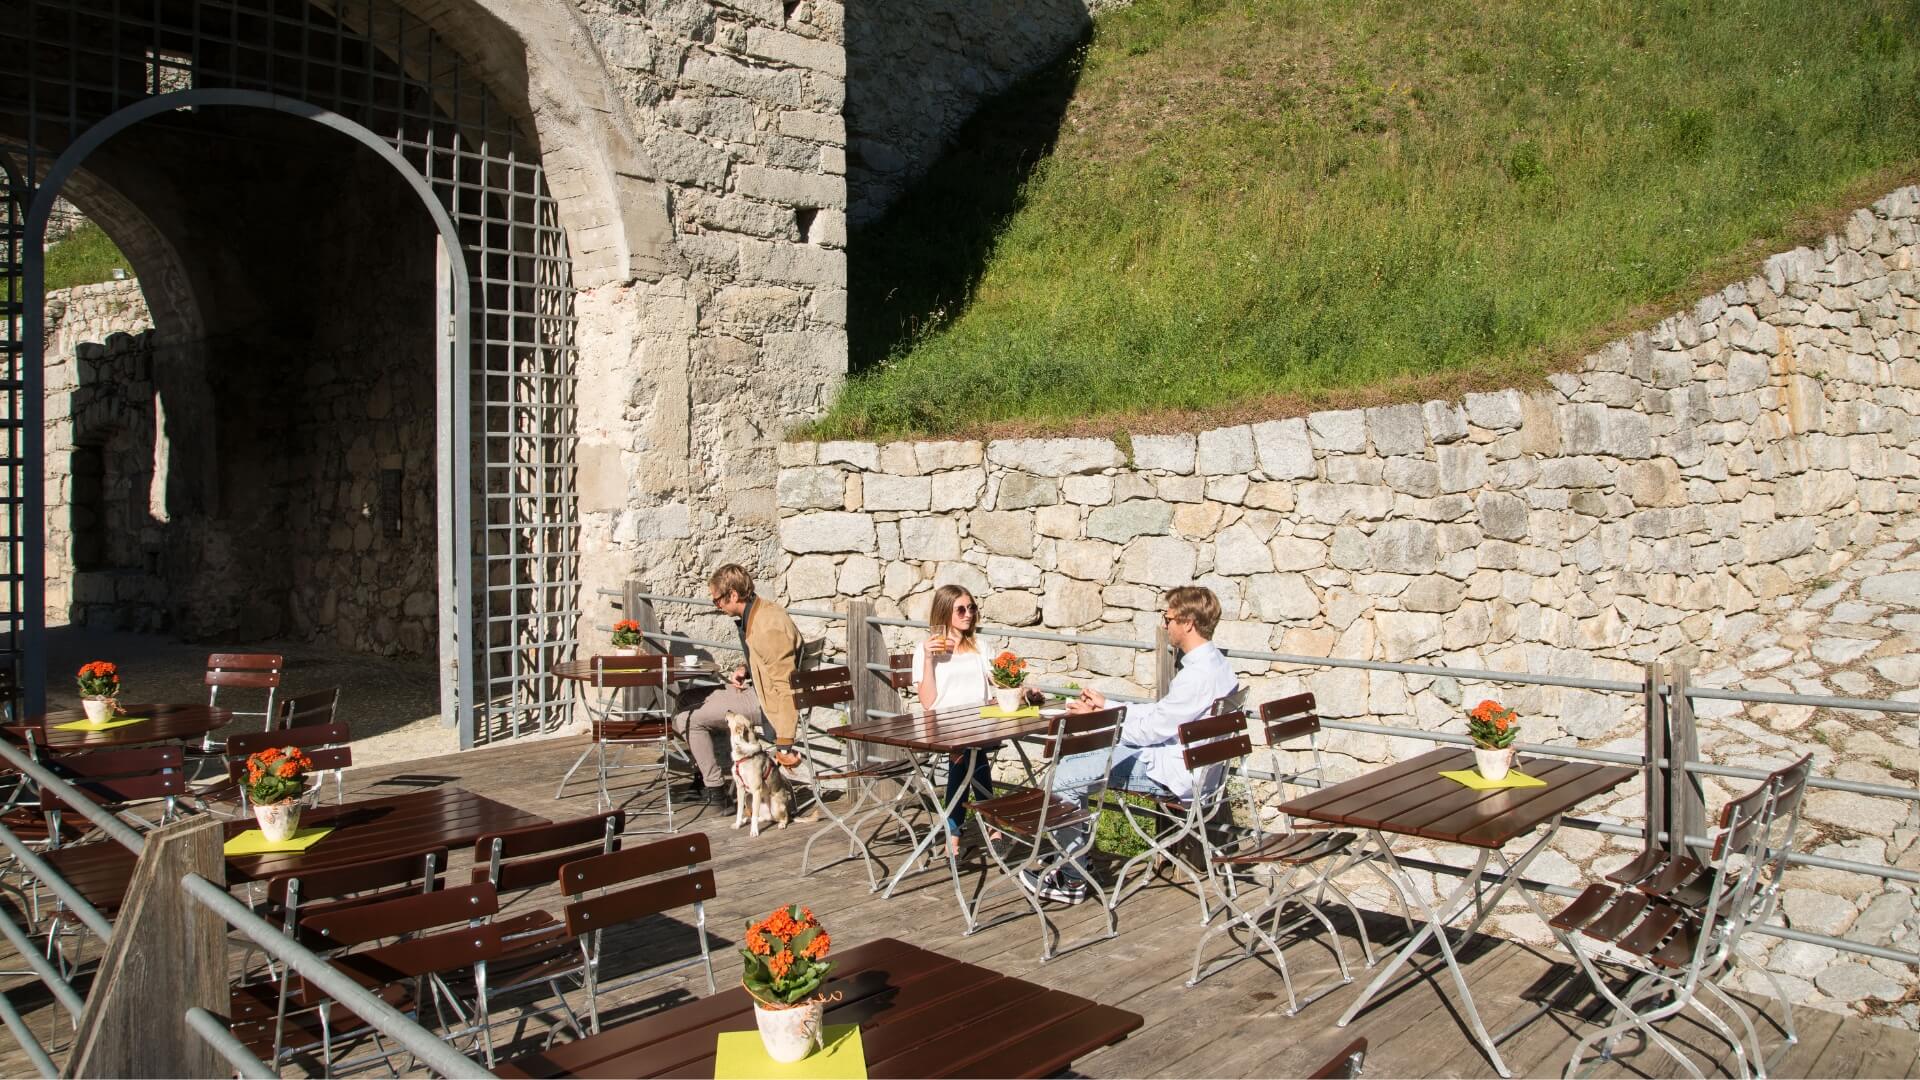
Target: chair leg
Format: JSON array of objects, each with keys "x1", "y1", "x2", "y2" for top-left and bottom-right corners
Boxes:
[{"x1": 554, "y1": 746, "x2": 593, "y2": 800}]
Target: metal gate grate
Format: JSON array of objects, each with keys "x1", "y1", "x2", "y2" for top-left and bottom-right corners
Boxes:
[
  {"x1": 0, "y1": 0, "x2": 580, "y2": 744},
  {"x1": 0, "y1": 160, "x2": 22, "y2": 718}
]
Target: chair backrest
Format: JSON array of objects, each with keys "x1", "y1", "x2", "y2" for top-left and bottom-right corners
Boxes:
[
  {"x1": 40, "y1": 745, "x2": 187, "y2": 815},
  {"x1": 1258, "y1": 692, "x2": 1320, "y2": 745},
  {"x1": 206, "y1": 653, "x2": 284, "y2": 733},
  {"x1": 275, "y1": 687, "x2": 340, "y2": 730},
  {"x1": 887, "y1": 652, "x2": 915, "y2": 690},
  {"x1": 558, "y1": 832, "x2": 715, "y2": 939},
  {"x1": 1178, "y1": 711, "x2": 1251, "y2": 772},
  {"x1": 225, "y1": 721, "x2": 352, "y2": 809},
  {"x1": 792, "y1": 665, "x2": 854, "y2": 711},
  {"x1": 294, "y1": 882, "x2": 502, "y2": 1006},
  {"x1": 589, "y1": 654, "x2": 670, "y2": 689},
  {"x1": 1043, "y1": 706, "x2": 1125, "y2": 762},
  {"x1": 267, "y1": 846, "x2": 449, "y2": 945},
  {"x1": 797, "y1": 637, "x2": 827, "y2": 672},
  {"x1": 472, "y1": 810, "x2": 624, "y2": 893}
]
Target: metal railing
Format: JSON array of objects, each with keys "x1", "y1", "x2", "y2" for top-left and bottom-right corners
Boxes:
[
  {"x1": 0, "y1": 737, "x2": 493, "y2": 1078},
  {"x1": 613, "y1": 585, "x2": 1920, "y2": 968}
]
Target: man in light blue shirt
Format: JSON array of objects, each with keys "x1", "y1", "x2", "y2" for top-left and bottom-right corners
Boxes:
[{"x1": 1025, "y1": 585, "x2": 1240, "y2": 904}]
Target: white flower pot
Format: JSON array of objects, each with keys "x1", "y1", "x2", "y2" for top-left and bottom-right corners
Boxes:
[
  {"x1": 253, "y1": 801, "x2": 303, "y2": 843},
  {"x1": 1474, "y1": 747, "x2": 1512, "y2": 782},
  {"x1": 612, "y1": 647, "x2": 639, "y2": 657},
  {"x1": 993, "y1": 686, "x2": 1022, "y2": 712},
  {"x1": 753, "y1": 997, "x2": 824, "y2": 1063},
  {"x1": 80, "y1": 697, "x2": 115, "y2": 725}
]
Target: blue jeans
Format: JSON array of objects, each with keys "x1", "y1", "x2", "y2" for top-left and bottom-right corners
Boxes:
[
  {"x1": 1045, "y1": 746, "x2": 1170, "y2": 882},
  {"x1": 944, "y1": 748, "x2": 996, "y2": 835}
]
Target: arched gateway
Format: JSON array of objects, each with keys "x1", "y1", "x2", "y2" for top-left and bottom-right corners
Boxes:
[{"x1": 2, "y1": 0, "x2": 590, "y2": 745}]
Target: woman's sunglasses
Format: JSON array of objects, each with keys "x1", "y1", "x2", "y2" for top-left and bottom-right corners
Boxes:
[{"x1": 954, "y1": 604, "x2": 976, "y2": 615}]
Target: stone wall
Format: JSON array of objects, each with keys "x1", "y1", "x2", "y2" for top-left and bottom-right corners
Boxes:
[
  {"x1": 774, "y1": 185, "x2": 1920, "y2": 761},
  {"x1": 844, "y1": 0, "x2": 1104, "y2": 224},
  {"x1": 572, "y1": 0, "x2": 851, "y2": 621},
  {"x1": 42, "y1": 280, "x2": 155, "y2": 627}
]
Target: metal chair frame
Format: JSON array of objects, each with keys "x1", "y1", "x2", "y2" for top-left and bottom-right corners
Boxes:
[
  {"x1": 1185, "y1": 694, "x2": 1410, "y2": 1016},
  {"x1": 199, "y1": 652, "x2": 285, "y2": 754},
  {"x1": 966, "y1": 705, "x2": 1125, "y2": 963},
  {"x1": 555, "y1": 656, "x2": 688, "y2": 828},
  {"x1": 792, "y1": 664, "x2": 924, "y2": 892},
  {"x1": 1553, "y1": 755, "x2": 1813, "y2": 1080},
  {"x1": 1106, "y1": 696, "x2": 1247, "y2": 924}
]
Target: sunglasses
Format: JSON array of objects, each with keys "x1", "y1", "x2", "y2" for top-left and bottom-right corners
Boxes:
[{"x1": 954, "y1": 604, "x2": 976, "y2": 615}]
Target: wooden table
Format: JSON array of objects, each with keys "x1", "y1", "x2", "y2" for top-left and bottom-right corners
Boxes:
[
  {"x1": 1277, "y1": 747, "x2": 1633, "y2": 1078},
  {"x1": 8, "y1": 703, "x2": 233, "y2": 751},
  {"x1": 226, "y1": 785, "x2": 550, "y2": 882},
  {"x1": 495, "y1": 937, "x2": 1143, "y2": 1078},
  {"x1": 826, "y1": 705, "x2": 1057, "y2": 925},
  {"x1": 550, "y1": 657, "x2": 721, "y2": 804},
  {"x1": 551, "y1": 658, "x2": 719, "y2": 683}
]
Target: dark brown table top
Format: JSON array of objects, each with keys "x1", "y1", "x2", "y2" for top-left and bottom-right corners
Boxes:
[
  {"x1": 1276, "y1": 747, "x2": 1634, "y2": 849},
  {"x1": 495, "y1": 937, "x2": 1143, "y2": 1079},
  {"x1": 827, "y1": 703, "x2": 1058, "y2": 754},
  {"x1": 225, "y1": 786, "x2": 550, "y2": 882},
  {"x1": 7, "y1": 703, "x2": 233, "y2": 751}
]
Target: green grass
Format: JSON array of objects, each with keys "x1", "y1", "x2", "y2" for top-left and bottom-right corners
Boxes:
[
  {"x1": 44, "y1": 222, "x2": 133, "y2": 292},
  {"x1": 817, "y1": 0, "x2": 1920, "y2": 438}
]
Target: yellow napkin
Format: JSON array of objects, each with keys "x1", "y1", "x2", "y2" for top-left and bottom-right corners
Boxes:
[
  {"x1": 980, "y1": 704, "x2": 1040, "y2": 719},
  {"x1": 714, "y1": 1025, "x2": 864, "y2": 1080},
  {"x1": 224, "y1": 827, "x2": 335, "y2": 856},
  {"x1": 1439, "y1": 768, "x2": 1547, "y2": 790},
  {"x1": 53, "y1": 716, "x2": 148, "y2": 732}
]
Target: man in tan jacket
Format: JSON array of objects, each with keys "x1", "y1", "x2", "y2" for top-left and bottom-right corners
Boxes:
[{"x1": 673, "y1": 564, "x2": 804, "y2": 803}]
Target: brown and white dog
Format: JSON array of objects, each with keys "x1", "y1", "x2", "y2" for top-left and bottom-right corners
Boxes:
[{"x1": 727, "y1": 712, "x2": 791, "y2": 836}]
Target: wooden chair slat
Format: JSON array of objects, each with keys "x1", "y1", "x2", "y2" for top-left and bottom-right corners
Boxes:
[
  {"x1": 559, "y1": 833, "x2": 711, "y2": 895},
  {"x1": 46, "y1": 745, "x2": 183, "y2": 775},
  {"x1": 793, "y1": 682, "x2": 854, "y2": 710},
  {"x1": 227, "y1": 722, "x2": 350, "y2": 757},
  {"x1": 562, "y1": 869, "x2": 715, "y2": 937},
  {"x1": 791, "y1": 665, "x2": 851, "y2": 691},
  {"x1": 1181, "y1": 732, "x2": 1252, "y2": 771},
  {"x1": 276, "y1": 688, "x2": 341, "y2": 728},
  {"x1": 477, "y1": 811, "x2": 624, "y2": 861},
  {"x1": 206, "y1": 670, "x2": 283, "y2": 689},
  {"x1": 301, "y1": 882, "x2": 497, "y2": 948},
  {"x1": 1178, "y1": 712, "x2": 1246, "y2": 743},
  {"x1": 266, "y1": 847, "x2": 447, "y2": 908}
]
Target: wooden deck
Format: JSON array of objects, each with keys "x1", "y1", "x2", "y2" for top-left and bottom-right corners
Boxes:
[{"x1": 3, "y1": 735, "x2": 1915, "y2": 1078}]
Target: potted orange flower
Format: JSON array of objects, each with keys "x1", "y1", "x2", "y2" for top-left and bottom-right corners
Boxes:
[
  {"x1": 989, "y1": 651, "x2": 1027, "y2": 712},
  {"x1": 75, "y1": 661, "x2": 120, "y2": 725},
  {"x1": 244, "y1": 746, "x2": 315, "y2": 842},
  {"x1": 1468, "y1": 700, "x2": 1519, "y2": 780},
  {"x1": 740, "y1": 904, "x2": 832, "y2": 1062},
  {"x1": 610, "y1": 618, "x2": 643, "y2": 655}
]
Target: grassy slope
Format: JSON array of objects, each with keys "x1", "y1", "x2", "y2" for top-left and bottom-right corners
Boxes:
[
  {"x1": 818, "y1": 0, "x2": 1920, "y2": 438},
  {"x1": 44, "y1": 222, "x2": 133, "y2": 292}
]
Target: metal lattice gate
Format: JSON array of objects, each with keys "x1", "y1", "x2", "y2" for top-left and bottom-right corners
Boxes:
[{"x1": 0, "y1": 0, "x2": 580, "y2": 744}]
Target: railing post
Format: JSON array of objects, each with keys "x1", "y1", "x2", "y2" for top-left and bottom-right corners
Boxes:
[
  {"x1": 845, "y1": 599, "x2": 900, "y2": 723},
  {"x1": 1667, "y1": 663, "x2": 1708, "y2": 860},
  {"x1": 1153, "y1": 624, "x2": 1175, "y2": 701},
  {"x1": 66, "y1": 817, "x2": 225, "y2": 1078},
  {"x1": 628, "y1": 580, "x2": 661, "y2": 716},
  {"x1": 1643, "y1": 661, "x2": 1670, "y2": 853}
]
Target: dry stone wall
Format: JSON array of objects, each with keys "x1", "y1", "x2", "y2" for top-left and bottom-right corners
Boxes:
[{"x1": 775, "y1": 185, "x2": 1920, "y2": 767}]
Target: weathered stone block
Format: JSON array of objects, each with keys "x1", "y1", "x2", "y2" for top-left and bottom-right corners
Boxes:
[
  {"x1": 1214, "y1": 523, "x2": 1275, "y2": 576},
  {"x1": 1464, "y1": 390, "x2": 1525, "y2": 430},
  {"x1": 1476, "y1": 491, "x2": 1528, "y2": 540},
  {"x1": 817, "y1": 441, "x2": 879, "y2": 469},
  {"x1": 1252, "y1": 418, "x2": 1315, "y2": 479},
  {"x1": 1307, "y1": 409, "x2": 1367, "y2": 454},
  {"x1": 1197, "y1": 425, "x2": 1256, "y2": 475},
  {"x1": 994, "y1": 471, "x2": 1060, "y2": 509},
  {"x1": 777, "y1": 465, "x2": 845, "y2": 509},
  {"x1": 1245, "y1": 574, "x2": 1319, "y2": 621},
  {"x1": 914, "y1": 440, "x2": 984, "y2": 470},
  {"x1": 1436, "y1": 444, "x2": 1488, "y2": 493},
  {"x1": 861, "y1": 473, "x2": 930, "y2": 511},
  {"x1": 986, "y1": 437, "x2": 1122, "y2": 475},
  {"x1": 968, "y1": 510, "x2": 1033, "y2": 558},
  {"x1": 1042, "y1": 575, "x2": 1104, "y2": 627},
  {"x1": 1119, "y1": 536, "x2": 1197, "y2": 587},
  {"x1": 1424, "y1": 400, "x2": 1470, "y2": 444},
  {"x1": 1087, "y1": 500, "x2": 1173, "y2": 543},
  {"x1": 1368, "y1": 520, "x2": 1439, "y2": 574},
  {"x1": 1367, "y1": 404, "x2": 1427, "y2": 456},
  {"x1": 1062, "y1": 474, "x2": 1114, "y2": 505},
  {"x1": 898, "y1": 516, "x2": 959, "y2": 561},
  {"x1": 929, "y1": 468, "x2": 986, "y2": 511},
  {"x1": 1132, "y1": 434, "x2": 1196, "y2": 474},
  {"x1": 1296, "y1": 483, "x2": 1394, "y2": 523},
  {"x1": 780, "y1": 511, "x2": 874, "y2": 554},
  {"x1": 787, "y1": 554, "x2": 840, "y2": 599}
]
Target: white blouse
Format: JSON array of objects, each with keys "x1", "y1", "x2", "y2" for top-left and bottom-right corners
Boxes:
[{"x1": 909, "y1": 640, "x2": 993, "y2": 712}]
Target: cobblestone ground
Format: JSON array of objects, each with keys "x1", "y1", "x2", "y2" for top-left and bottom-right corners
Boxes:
[{"x1": 42, "y1": 626, "x2": 455, "y2": 767}]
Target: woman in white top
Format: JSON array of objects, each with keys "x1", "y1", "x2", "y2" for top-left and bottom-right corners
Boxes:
[{"x1": 912, "y1": 584, "x2": 995, "y2": 852}]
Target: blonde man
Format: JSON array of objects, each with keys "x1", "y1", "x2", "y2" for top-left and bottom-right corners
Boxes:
[
  {"x1": 673, "y1": 564, "x2": 804, "y2": 804},
  {"x1": 1035, "y1": 585, "x2": 1239, "y2": 903}
]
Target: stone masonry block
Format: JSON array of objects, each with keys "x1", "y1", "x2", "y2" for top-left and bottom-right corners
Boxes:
[
  {"x1": 744, "y1": 26, "x2": 845, "y2": 76},
  {"x1": 1197, "y1": 425, "x2": 1256, "y2": 475},
  {"x1": 1307, "y1": 409, "x2": 1367, "y2": 453},
  {"x1": 733, "y1": 164, "x2": 846, "y2": 210},
  {"x1": 1132, "y1": 434, "x2": 1196, "y2": 474},
  {"x1": 1252, "y1": 418, "x2": 1315, "y2": 479},
  {"x1": 986, "y1": 437, "x2": 1123, "y2": 475}
]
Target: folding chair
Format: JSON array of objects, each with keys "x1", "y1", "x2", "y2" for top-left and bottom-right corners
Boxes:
[
  {"x1": 1186, "y1": 693, "x2": 1407, "y2": 1015},
  {"x1": 275, "y1": 687, "x2": 341, "y2": 730},
  {"x1": 967, "y1": 705, "x2": 1125, "y2": 963},
  {"x1": 230, "y1": 847, "x2": 450, "y2": 1064},
  {"x1": 546, "y1": 832, "x2": 720, "y2": 1038},
  {"x1": 1553, "y1": 755, "x2": 1813, "y2": 1079},
  {"x1": 198, "y1": 652, "x2": 284, "y2": 752},
  {"x1": 792, "y1": 664, "x2": 921, "y2": 891},
  {"x1": 1107, "y1": 706, "x2": 1247, "y2": 924},
  {"x1": 555, "y1": 656, "x2": 686, "y2": 826},
  {"x1": 198, "y1": 720, "x2": 352, "y2": 816},
  {"x1": 37, "y1": 745, "x2": 190, "y2": 968}
]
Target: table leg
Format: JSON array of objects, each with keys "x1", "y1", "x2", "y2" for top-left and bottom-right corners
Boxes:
[{"x1": 878, "y1": 749, "x2": 989, "y2": 929}]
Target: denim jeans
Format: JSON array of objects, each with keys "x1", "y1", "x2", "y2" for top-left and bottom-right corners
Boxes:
[
  {"x1": 1045, "y1": 745, "x2": 1170, "y2": 882},
  {"x1": 944, "y1": 747, "x2": 996, "y2": 835}
]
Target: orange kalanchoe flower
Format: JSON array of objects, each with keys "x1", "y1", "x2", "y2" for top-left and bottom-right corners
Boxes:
[
  {"x1": 767, "y1": 949, "x2": 794, "y2": 979},
  {"x1": 745, "y1": 928, "x2": 770, "y2": 955},
  {"x1": 801, "y1": 932, "x2": 830, "y2": 960},
  {"x1": 764, "y1": 907, "x2": 801, "y2": 939}
]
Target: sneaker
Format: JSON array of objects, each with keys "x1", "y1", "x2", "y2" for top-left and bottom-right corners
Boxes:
[{"x1": 1018, "y1": 868, "x2": 1088, "y2": 905}]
